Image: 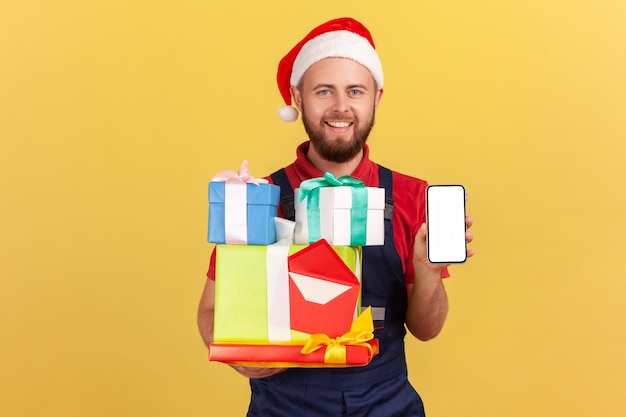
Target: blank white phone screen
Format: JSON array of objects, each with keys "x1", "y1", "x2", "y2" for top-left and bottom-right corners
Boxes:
[{"x1": 426, "y1": 185, "x2": 467, "y2": 263}]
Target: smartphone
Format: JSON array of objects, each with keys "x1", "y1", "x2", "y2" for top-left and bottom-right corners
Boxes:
[{"x1": 426, "y1": 184, "x2": 467, "y2": 264}]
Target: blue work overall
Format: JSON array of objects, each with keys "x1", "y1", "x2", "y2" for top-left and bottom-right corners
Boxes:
[{"x1": 245, "y1": 165, "x2": 425, "y2": 417}]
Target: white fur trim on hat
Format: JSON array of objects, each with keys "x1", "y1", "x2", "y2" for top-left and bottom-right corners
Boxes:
[{"x1": 290, "y1": 30, "x2": 384, "y2": 89}]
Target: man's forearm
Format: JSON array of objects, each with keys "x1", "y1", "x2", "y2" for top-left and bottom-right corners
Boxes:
[
  {"x1": 405, "y1": 271, "x2": 449, "y2": 341},
  {"x1": 197, "y1": 308, "x2": 215, "y2": 347},
  {"x1": 197, "y1": 279, "x2": 216, "y2": 347}
]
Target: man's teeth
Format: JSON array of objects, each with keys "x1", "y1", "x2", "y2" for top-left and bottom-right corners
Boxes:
[{"x1": 327, "y1": 121, "x2": 352, "y2": 128}]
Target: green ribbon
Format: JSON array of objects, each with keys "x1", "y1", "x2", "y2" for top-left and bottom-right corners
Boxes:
[{"x1": 299, "y1": 172, "x2": 369, "y2": 245}]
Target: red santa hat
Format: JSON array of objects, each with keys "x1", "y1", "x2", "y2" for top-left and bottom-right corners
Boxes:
[{"x1": 276, "y1": 17, "x2": 384, "y2": 122}]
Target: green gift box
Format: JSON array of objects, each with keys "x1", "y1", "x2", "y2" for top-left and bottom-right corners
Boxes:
[{"x1": 213, "y1": 242, "x2": 362, "y2": 344}]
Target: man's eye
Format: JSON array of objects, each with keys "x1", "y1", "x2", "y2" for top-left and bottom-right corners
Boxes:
[
  {"x1": 349, "y1": 90, "x2": 362, "y2": 96},
  {"x1": 318, "y1": 89, "x2": 330, "y2": 96}
]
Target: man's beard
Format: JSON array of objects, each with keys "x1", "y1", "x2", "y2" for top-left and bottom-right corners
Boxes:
[{"x1": 301, "y1": 106, "x2": 376, "y2": 163}]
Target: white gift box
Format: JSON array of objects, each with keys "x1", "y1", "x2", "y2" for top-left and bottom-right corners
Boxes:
[{"x1": 294, "y1": 186, "x2": 385, "y2": 246}]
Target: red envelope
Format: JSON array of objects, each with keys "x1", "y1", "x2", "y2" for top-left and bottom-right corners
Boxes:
[{"x1": 287, "y1": 239, "x2": 361, "y2": 337}]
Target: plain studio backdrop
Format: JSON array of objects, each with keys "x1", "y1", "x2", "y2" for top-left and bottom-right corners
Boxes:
[{"x1": 1, "y1": 1, "x2": 625, "y2": 416}]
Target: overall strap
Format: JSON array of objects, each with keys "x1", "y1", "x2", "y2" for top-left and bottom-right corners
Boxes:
[
  {"x1": 377, "y1": 165, "x2": 394, "y2": 221},
  {"x1": 269, "y1": 168, "x2": 295, "y2": 221}
]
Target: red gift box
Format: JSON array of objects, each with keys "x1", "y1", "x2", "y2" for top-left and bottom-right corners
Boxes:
[
  {"x1": 209, "y1": 338, "x2": 379, "y2": 368},
  {"x1": 209, "y1": 307, "x2": 378, "y2": 368}
]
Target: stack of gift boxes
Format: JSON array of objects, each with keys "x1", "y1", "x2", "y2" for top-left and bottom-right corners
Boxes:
[{"x1": 207, "y1": 162, "x2": 385, "y2": 368}]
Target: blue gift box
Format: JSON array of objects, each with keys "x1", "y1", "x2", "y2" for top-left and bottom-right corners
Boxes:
[{"x1": 208, "y1": 181, "x2": 280, "y2": 245}]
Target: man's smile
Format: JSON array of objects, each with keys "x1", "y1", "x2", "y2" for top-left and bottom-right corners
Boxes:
[{"x1": 325, "y1": 121, "x2": 353, "y2": 128}]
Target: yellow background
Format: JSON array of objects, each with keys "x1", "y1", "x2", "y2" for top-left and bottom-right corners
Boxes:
[{"x1": 1, "y1": 1, "x2": 625, "y2": 416}]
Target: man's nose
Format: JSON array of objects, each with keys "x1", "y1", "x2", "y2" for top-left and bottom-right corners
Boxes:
[{"x1": 331, "y1": 94, "x2": 350, "y2": 113}]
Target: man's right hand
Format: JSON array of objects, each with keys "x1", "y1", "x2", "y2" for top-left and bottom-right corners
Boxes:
[{"x1": 230, "y1": 365, "x2": 288, "y2": 379}]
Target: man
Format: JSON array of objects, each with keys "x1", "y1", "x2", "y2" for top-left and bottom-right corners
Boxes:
[{"x1": 198, "y1": 17, "x2": 474, "y2": 416}]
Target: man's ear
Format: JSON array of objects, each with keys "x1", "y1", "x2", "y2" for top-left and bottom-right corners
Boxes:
[
  {"x1": 374, "y1": 88, "x2": 384, "y2": 108},
  {"x1": 290, "y1": 86, "x2": 303, "y2": 112}
]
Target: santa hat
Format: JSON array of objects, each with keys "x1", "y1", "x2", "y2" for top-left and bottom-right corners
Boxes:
[{"x1": 276, "y1": 17, "x2": 384, "y2": 122}]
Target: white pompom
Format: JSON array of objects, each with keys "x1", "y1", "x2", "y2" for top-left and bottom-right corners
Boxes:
[{"x1": 278, "y1": 105, "x2": 299, "y2": 122}]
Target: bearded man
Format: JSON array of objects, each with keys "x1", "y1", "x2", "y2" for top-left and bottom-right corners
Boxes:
[{"x1": 198, "y1": 17, "x2": 474, "y2": 417}]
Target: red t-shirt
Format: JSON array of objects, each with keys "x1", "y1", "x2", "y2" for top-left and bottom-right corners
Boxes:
[{"x1": 207, "y1": 141, "x2": 449, "y2": 281}]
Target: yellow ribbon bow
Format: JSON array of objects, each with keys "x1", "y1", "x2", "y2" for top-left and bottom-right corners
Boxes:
[{"x1": 300, "y1": 306, "x2": 375, "y2": 364}]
